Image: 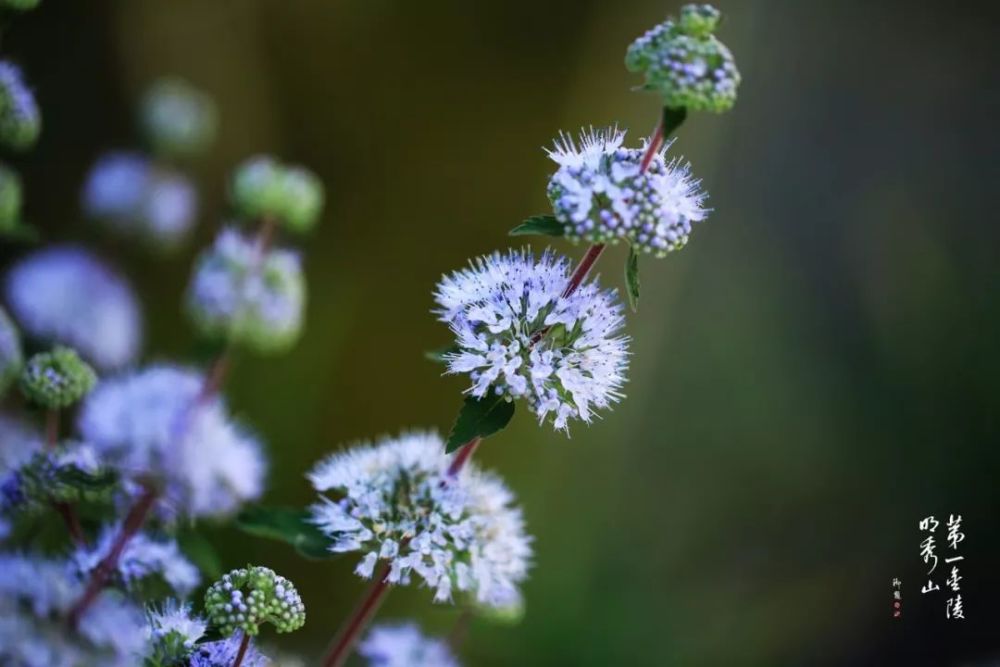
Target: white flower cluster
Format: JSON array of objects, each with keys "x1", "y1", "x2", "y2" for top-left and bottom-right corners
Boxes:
[
  {"x1": 186, "y1": 227, "x2": 306, "y2": 353},
  {"x1": 146, "y1": 600, "x2": 206, "y2": 650},
  {"x1": 546, "y1": 127, "x2": 707, "y2": 257},
  {"x1": 435, "y1": 249, "x2": 629, "y2": 431},
  {"x1": 0, "y1": 552, "x2": 149, "y2": 666},
  {"x1": 4, "y1": 246, "x2": 142, "y2": 370},
  {"x1": 75, "y1": 527, "x2": 201, "y2": 596},
  {"x1": 360, "y1": 622, "x2": 460, "y2": 667},
  {"x1": 309, "y1": 432, "x2": 532, "y2": 606},
  {"x1": 78, "y1": 365, "x2": 266, "y2": 519}
]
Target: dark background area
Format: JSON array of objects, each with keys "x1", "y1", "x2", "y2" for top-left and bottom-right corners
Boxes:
[{"x1": 2, "y1": 1, "x2": 998, "y2": 664}]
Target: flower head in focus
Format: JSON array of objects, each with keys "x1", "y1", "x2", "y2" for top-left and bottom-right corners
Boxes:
[
  {"x1": 5, "y1": 246, "x2": 142, "y2": 370},
  {"x1": 546, "y1": 127, "x2": 707, "y2": 256},
  {"x1": 0, "y1": 61, "x2": 40, "y2": 150},
  {"x1": 204, "y1": 566, "x2": 305, "y2": 637},
  {"x1": 77, "y1": 364, "x2": 266, "y2": 519},
  {"x1": 625, "y1": 3, "x2": 740, "y2": 112},
  {"x1": 82, "y1": 151, "x2": 199, "y2": 249},
  {"x1": 140, "y1": 78, "x2": 217, "y2": 159},
  {"x1": 19, "y1": 346, "x2": 96, "y2": 410},
  {"x1": 360, "y1": 622, "x2": 460, "y2": 667},
  {"x1": 187, "y1": 227, "x2": 305, "y2": 354},
  {"x1": 435, "y1": 250, "x2": 629, "y2": 431},
  {"x1": 146, "y1": 600, "x2": 207, "y2": 665},
  {"x1": 309, "y1": 432, "x2": 532, "y2": 606}
]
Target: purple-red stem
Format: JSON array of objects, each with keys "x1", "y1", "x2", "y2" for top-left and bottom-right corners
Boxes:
[
  {"x1": 68, "y1": 484, "x2": 158, "y2": 627},
  {"x1": 446, "y1": 436, "x2": 480, "y2": 478},
  {"x1": 232, "y1": 633, "x2": 251, "y2": 667},
  {"x1": 321, "y1": 561, "x2": 393, "y2": 667}
]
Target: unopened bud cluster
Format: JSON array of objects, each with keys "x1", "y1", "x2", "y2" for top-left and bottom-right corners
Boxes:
[
  {"x1": 230, "y1": 155, "x2": 324, "y2": 233},
  {"x1": 19, "y1": 346, "x2": 96, "y2": 409},
  {"x1": 0, "y1": 61, "x2": 40, "y2": 150},
  {"x1": 140, "y1": 78, "x2": 217, "y2": 159},
  {"x1": 1, "y1": 444, "x2": 111, "y2": 512},
  {"x1": 204, "y1": 566, "x2": 305, "y2": 637},
  {"x1": 626, "y1": 3, "x2": 739, "y2": 113}
]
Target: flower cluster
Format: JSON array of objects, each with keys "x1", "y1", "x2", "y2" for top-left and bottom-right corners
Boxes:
[
  {"x1": 75, "y1": 528, "x2": 201, "y2": 596},
  {"x1": 5, "y1": 246, "x2": 142, "y2": 370},
  {"x1": 82, "y1": 151, "x2": 198, "y2": 248},
  {"x1": 625, "y1": 3, "x2": 740, "y2": 112},
  {"x1": 140, "y1": 78, "x2": 217, "y2": 159},
  {"x1": 188, "y1": 634, "x2": 268, "y2": 667},
  {"x1": 435, "y1": 250, "x2": 629, "y2": 431},
  {"x1": 145, "y1": 600, "x2": 207, "y2": 664},
  {"x1": 230, "y1": 155, "x2": 325, "y2": 233},
  {"x1": 19, "y1": 346, "x2": 97, "y2": 409},
  {"x1": 0, "y1": 61, "x2": 40, "y2": 151},
  {"x1": 0, "y1": 442, "x2": 112, "y2": 513},
  {"x1": 309, "y1": 432, "x2": 532, "y2": 606},
  {"x1": 0, "y1": 305, "x2": 22, "y2": 394},
  {"x1": 204, "y1": 566, "x2": 306, "y2": 636},
  {"x1": 186, "y1": 227, "x2": 306, "y2": 353},
  {"x1": 546, "y1": 127, "x2": 708, "y2": 256},
  {"x1": 360, "y1": 623, "x2": 460, "y2": 667},
  {"x1": 78, "y1": 364, "x2": 265, "y2": 519}
]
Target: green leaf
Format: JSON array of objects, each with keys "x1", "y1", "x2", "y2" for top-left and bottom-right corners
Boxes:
[
  {"x1": 663, "y1": 106, "x2": 688, "y2": 138},
  {"x1": 424, "y1": 344, "x2": 459, "y2": 364},
  {"x1": 625, "y1": 245, "x2": 640, "y2": 312},
  {"x1": 446, "y1": 392, "x2": 516, "y2": 453},
  {"x1": 236, "y1": 506, "x2": 334, "y2": 560},
  {"x1": 56, "y1": 466, "x2": 118, "y2": 493},
  {"x1": 509, "y1": 215, "x2": 564, "y2": 238}
]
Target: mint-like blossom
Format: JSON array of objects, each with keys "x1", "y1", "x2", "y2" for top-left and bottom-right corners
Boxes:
[
  {"x1": 5, "y1": 246, "x2": 142, "y2": 370},
  {"x1": 77, "y1": 365, "x2": 266, "y2": 519},
  {"x1": 359, "y1": 622, "x2": 460, "y2": 667},
  {"x1": 188, "y1": 633, "x2": 267, "y2": 667},
  {"x1": 75, "y1": 528, "x2": 200, "y2": 595},
  {"x1": 309, "y1": 432, "x2": 532, "y2": 606},
  {"x1": 435, "y1": 249, "x2": 629, "y2": 431}
]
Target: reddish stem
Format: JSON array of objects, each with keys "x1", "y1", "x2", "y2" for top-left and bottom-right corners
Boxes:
[
  {"x1": 321, "y1": 562, "x2": 393, "y2": 667},
  {"x1": 446, "y1": 437, "x2": 481, "y2": 479},
  {"x1": 638, "y1": 116, "x2": 665, "y2": 173},
  {"x1": 68, "y1": 484, "x2": 158, "y2": 627},
  {"x1": 560, "y1": 243, "x2": 607, "y2": 299},
  {"x1": 54, "y1": 501, "x2": 86, "y2": 546},
  {"x1": 232, "y1": 633, "x2": 251, "y2": 667}
]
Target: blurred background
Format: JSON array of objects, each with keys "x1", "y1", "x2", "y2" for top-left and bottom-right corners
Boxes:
[{"x1": 1, "y1": 0, "x2": 997, "y2": 664}]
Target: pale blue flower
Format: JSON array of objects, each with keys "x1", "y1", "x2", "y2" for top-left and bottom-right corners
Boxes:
[
  {"x1": 188, "y1": 633, "x2": 267, "y2": 667},
  {"x1": 75, "y1": 528, "x2": 200, "y2": 595},
  {"x1": 5, "y1": 246, "x2": 142, "y2": 370},
  {"x1": 309, "y1": 432, "x2": 532, "y2": 606},
  {"x1": 360, "y1": 623, "x2": 460, "y2": 667}
]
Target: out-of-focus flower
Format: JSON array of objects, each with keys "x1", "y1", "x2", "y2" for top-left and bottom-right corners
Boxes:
[
  {"x1": 309, "y1": 431, "x2": 532, "y2": 606},
  {"x1": 188, "y1": 633, "x2": 268, "y2": 667},
  {"x1": 0, "y1": 61, "x2": 40, "y2": 150},
  {"x1": 204, "y1": 566, "x2": 305, "y2": 636},
  {"x1": 140, "y1": 78, "x2": 217, "y2": 159},
  {"x1": 0, "y1": 306, "x2": 22, "y2": 396},
  {"x1": 187, "y1": 228, "x2": 305, "y2": 354},
  {"x1": 75, "y1": 528, "x2": 200, "y2": 595},
  {"x1": 625, "y1": 3, "x2": 740, "y2": 112},
  {"x1": 435, "y1": 249, "x2": 629, "y2": 431},
  {"x1": 0, "y1": 442, "x2": 110, "y2": 514},
  {"x1": 546, "y1": 127, "x2": 707, "y2": 256},
  {"x1": 359, "y1": 622, "x2": 460, "y2": 667},
  {"x1": 78, "y1": 365, "x2": 266, "y2": 519},
  {"x1": 5, "y1": 246, "x2": 142, "y2": 370},
  {"x1": 230, "y1": 155, "x2": 325, "y2": 233},
  {"x1": 82, "y1": 151, "x2": 199, "y2": 249},
  {"x1": 19, "y1": 347, "x2": 96, "y2": 410}
]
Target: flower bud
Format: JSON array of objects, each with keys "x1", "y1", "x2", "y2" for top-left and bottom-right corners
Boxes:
[
  {"x1": 0, "y1": 163, "x2": 22, "y2": 232},
  {"x1": 204, "y1": 566, "x2": 305, "y2": 637},
  {"x1": 626, "y1": 3, "x2": 739, "y2": 113},
  {"x1": 19, "y1": 346, "x2": 96, "y2": 409},
  {"x1": 230, "y1": 155, "x2": 325, "y2": 233},
  {"x1": 140, "y1": 78, "x2": 217, "y2": 159},
  {"x1": 0, "y1": 62, "x2": 40, "y2": 150}
]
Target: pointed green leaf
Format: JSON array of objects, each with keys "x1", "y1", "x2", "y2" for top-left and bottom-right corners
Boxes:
[
  {"x1": 509, "y1": 215, "x2": 564, "y2": 238},
  {"x1": 446, "y1": 392, "x2": 516, "y2": 453},
  {"x1": 625, "y1": 246, "x2": 640, "y2": 312},
  {"x1": 663, "y1": 106, "x2": 688, "y2": 138},
  {"x1": 236, "y1": 505, "x2": 335, "y2": 560},
  {"x1": 424, "y1": 344, "x2": 460, "y2": 364}
]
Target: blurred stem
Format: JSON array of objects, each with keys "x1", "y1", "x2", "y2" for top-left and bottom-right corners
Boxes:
[
  {"x1": 46, "y1": 407, "x2": 87, "y2": 545},
  {"x1": 232, "y1": 633, "x2": 251, "y2": 667},
  {"x1": 68, "y1": 483, "x2": 158, "y2": 627},
  {"x1": 45, "y1": 409, "x2": 59, "y2": 448},
  {"x1": 321, "y1": 561, "x2": 393, "y2": 667}
]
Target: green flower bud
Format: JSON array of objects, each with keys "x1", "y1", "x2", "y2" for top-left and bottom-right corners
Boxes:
[
  {"x1": 0, "y1": 306, "x2": 22, "y2": 396},
  {"x1": 625, "y1": 3, "x2": 740, "y2": 113},
  {"x1": 1, "y1": 443, "x2": 116, "y2": 513},
  {"x1": 204, "y1": 566, "x2": 306, "y2": 637},
  {"x1": 0, "y1": 163, "x2": 23, "y2": 232},
  {"x1": 0, "y1": 62, "x2": 40, "y2": 151},
  {"x1": 230, "y1": 156, "x2": 325, "y2": 233},
  {"x1": 140, "y1": 78, "x2": 218, "y2": 159},
  {"x1": 19, "y1": 346, "x2": 97, "y2": 409}
]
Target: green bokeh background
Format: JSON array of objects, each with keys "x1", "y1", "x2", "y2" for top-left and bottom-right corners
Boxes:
[{"x1": 3, "y1": 0, "x2": 997, "y2": 664}]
